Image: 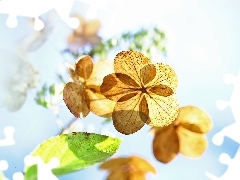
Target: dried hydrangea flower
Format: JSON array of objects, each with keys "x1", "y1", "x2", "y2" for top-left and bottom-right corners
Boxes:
[
  {"x1": 67, "y1": 14, "x2": 101, "y2": 52},
  {"x1": 100, "y1": 50, "x2": 179, "y2": 134},
  {"x1": 0, "y1": 50, "x2": 38, "y2": 111},
  {"x1": 99, "y1": 155, "x2": 156, "y2": 180},
  {"x1": 63, "y1": 55, "x2": 115, "y2": 118},
  {"x1": 150, "y1": 105, "x2": 213, "y2": 163}
]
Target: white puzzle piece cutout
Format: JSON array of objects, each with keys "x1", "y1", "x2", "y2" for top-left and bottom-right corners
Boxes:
[
  {"x1": 0, "y1": 126, "x2": 15, "y2": 147},
  {"x1": 24, "y1": 155, "x2": 60, "y2": 180},
  {"x1": 206, "y1": 70, "x2": 240, "y2": 179}
]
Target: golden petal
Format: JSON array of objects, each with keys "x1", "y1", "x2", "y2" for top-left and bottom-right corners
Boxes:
[
  {"x1": 131, "y1": 156, "x2": 156, "y2": 174},
  {"x1": 99, "y1": 157, "x2": 130, "y2": 171},
  {"x1": 176, "y1": 106, "x2": 213, "y2": 133},
  {"x1": 106, "y1": 170, "x2": 126, "y2": 180},
  {"x1": 145, "y1": 93, "x2": 179, "y2": 127},
  {"x1": 75, "y1": 55, "x2": 93, "y2": 80},
  {"x1": 114, "y1": 50, "x2": 151, "y2": 86},
  {"x1": 84, "y1": 89, "x2": 115, "y2": 117},
  {"x1": 112, "y1": 93, "x2": 148, "y2": 134},
  {"x1": 100, "y1": 73, "x2": 139, "y2": 102},
  {"x1": 177, "y1": 126, "x2": 208, "y2": 157},
  {"x1": 86, "y1": 60, "x2": 114, "y2": 87},
  {"x1": 152, "y1": 126, "x2": 179, "y2": 163},
  {"x1": 146, "y1": 63, "x2": 178, "y2": 93},
  {"x1": 130, "y1": 172, "x2": 146, "y2": 180},
  {"x1": 63, "y1": 82, "x2": 90, "y2": 118},
  {"x1": 83, "y1": 19, "x2": 101, "y2": 36}
]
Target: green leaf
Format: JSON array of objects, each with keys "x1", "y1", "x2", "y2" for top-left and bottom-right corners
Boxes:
[{"x1": 24, "y1": 132, "x2": 122, "y2": 179}]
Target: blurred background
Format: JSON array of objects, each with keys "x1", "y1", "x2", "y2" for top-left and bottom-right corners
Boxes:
[{"x1": 0, "y1": 0, "x2": 240, "y2": 179}]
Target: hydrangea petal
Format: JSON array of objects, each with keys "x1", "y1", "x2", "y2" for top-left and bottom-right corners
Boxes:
[
  {"x1": 84, "y1": 89, "x2": 115, "y2": 118},
  {"x1": 145, "y1": 93, "x2": 179, "y2": 127},
  {"x1": 177, "y1": 126, "x2": 207, "y2": 157},
  {"x1": 86, "y1": 60, "x2": 114, "y2": 87},
  {"x1": 176, "y1": 106, "x2": 213, "y2": 133},
  {"x1": 100, "y1": 73, "x2": 139, "y2": 102},
  {"x1": 152, "y1": 126, "x2": 179, "y2": 163},
  {"x1": 114, "y1": 51, "x2": 150, "y2": 86},
  {"x1": 112, "y1": 93, "x2": 148, "y2": 134},
  {"x1": 146, "y1": 63, "x2": 178, "y2": 92},
  {"x1": 131, "y1": 156, "x2": 156, "y2": 174},
  {"x1": 75, "y1": 55, "x2": 93, "y2": 80},
  {"x1": 63, "y1": 82, "x2": 90, "y2": 118}
]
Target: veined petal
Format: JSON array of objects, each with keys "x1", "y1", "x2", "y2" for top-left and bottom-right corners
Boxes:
[
  {"x1": 114, "y1": 50, "x2": 151, "y2": 86},
  {"x1": 146, "y1": 63, "x2": 178, "y2": 93},
  {"x1": 63, "y1": 82, "x2": 90, "y2": 118},
  {"x1": 176, "y1": 106, "x2": 213, "y2": 133},
  {"x1": 112, "y1": 93, "x2": 149, "y2": 134},
  {"x1": 100, "y1": 73, "x2": 139, "y2": 102},
  {"x1": 84, "y1": 89, "x2": 115, "y2": 118},
  {"x1": 146, "y1": 93, "x2": 179, "y2": 127},
  {"x1": 177, "y1": 126, "x2": 208, "y2": 157},
  {"x1": 75, "y1": 55, "x2": 93, "y2": 80},
  {"x1": 152, "y1": 126, "x2": 179, "y2": 163}
]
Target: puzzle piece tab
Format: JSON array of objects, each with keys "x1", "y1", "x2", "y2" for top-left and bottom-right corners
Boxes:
[
  {"x1": 206, "y1": 70, "x2": 240, "y2": 179},
  {"x1": 206, "y1": 148, "x2": 240, "y2": 180},
  {"x1": 0, "y1": 126, "x2": 15, "y2": 147},
  {"x1": 24, "y1": 155, "x2": 60, "y2": 180}
]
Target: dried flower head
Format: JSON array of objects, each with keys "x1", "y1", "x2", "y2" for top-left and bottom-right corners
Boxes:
[
  {"x1": 63, "y1": 55, "x2": 115, "y2": 118},
  {"x1": 100, "y1": 50, "x2": 179, "y2": 134},
  {"x1": 151, "y1": 105, "x2": 213, "y2": 163},
  {"x1": 67, "y1": 14, "x2": 101, "y2": 52},
  {"x1": 99, "y1": 155, "x2": 156, "y2": 180}
]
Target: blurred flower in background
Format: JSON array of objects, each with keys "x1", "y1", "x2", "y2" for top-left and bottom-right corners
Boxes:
[
  {"x1": 99, "y1": 155, "x2": 156, "y2": 180},
  {"x1": 0, "y1": 50, "x2": 38, "y2": 111},
  {"x1": 67, "y1": 14, "x2": 101, "y2": 52}
]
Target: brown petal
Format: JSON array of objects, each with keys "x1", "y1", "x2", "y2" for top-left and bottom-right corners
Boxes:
[
  {"x1": 177, "y1": 126, "x2": 208, "y2": 157},
  {"x1": 140, "y1": 64, "x2": 156, "y2": 85},
  {"x1": 131, "y1": 156, "x2": 156, "y2": 174},
  {"x1": 84, "y1": 89, "x2": 115, "y2": 117},
  {"x1": 148, "y1": 84, "x2": 173, "y2": 97},
  {"x1": 114, "y1": 50, "x2": 151, "y2": 86},
  {"x1": 99, "y1": 157, "x2": 130, "y2": 171},
  {"x1": 146, "y1": 63, "x2": 178, "y2": 93},
  {"x1": 75, "y1": 55, "x2": 93, "y2": 80},
  {"x1": 100, "y1": 73, "x2": 139, "y2": 102},
  {"x1": 63, "y1": 82, "x2": 90, "y2": 118},
  {"x1": 145, "y1": 93, "x2": 179, "y2": 127},
  {"x1": 152, "y1": 126, "x2": 179, "y2": 163},
  {"x1": 86, "y1": 60, "x2": 114, "y2": 87},
  {"x1": 112, "y1": 93, "x2": 148, "y2": 134},
  {"x1": 115, "y1": 73, "x2": 140, "y2": 88},
  {"x1": 65, "y1": 62, "x2": 83, "y2": 83},
  {"x1": 176, "y1": 106, "x2": 213, "y2": 133}
]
